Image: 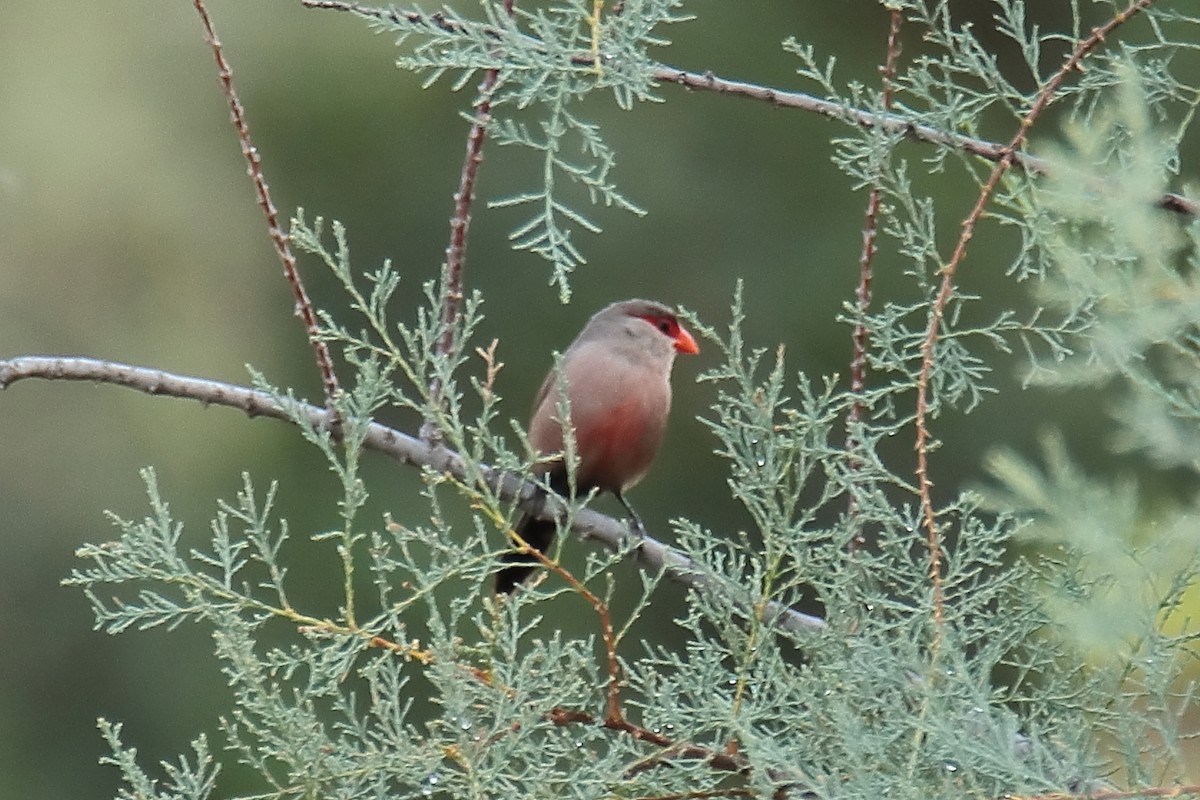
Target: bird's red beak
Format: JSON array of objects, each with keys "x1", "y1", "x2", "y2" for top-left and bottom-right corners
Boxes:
[{"x1": 674, "y1": 326, "x2": 700, "y2": 355}]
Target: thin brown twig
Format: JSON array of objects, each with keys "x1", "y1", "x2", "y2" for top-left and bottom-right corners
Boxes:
[
  {"x1": 301, "y1": 0, "x2": 1199, "y2": 218},
  {"x1": 846, "y1": 5, "x2": 903, "y2": 551},
  {"x1": 646, "y1": 65, "x2": 1196, "y2": 217},
  {"x1": 633, "y1": 792, "x2": 753, "y2": 800},
  {"x1": 912, "y1": 0, "x2": 1153, "y2": 652},
  {"x1": 587, "y1": 0, "x2": 605, "y2": 74},
  {"x1": 497, "y1": 521, "x2": 626, "y2": 725},
  {"x1": 302, "y1": 0, "x2": 466, "y2": 34},
  {"x1": 546, "y1": 707, "x2": 750, "y2": 778},
  {"x1": 191, "y1": 0, "x2": 342, "y2": 425},
  {"x1": 491, "y1": 706, "x2": 740, "y2": 787},
  {"x1": 478, "y1": 538, "x2": 757, "y2": 783},
  {"x1": 423, "y1": 0, "x2": 516, "y2": 443}
]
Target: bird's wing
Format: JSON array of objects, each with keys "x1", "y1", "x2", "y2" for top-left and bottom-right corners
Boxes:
[{"x1": 530, "y1": 364, "x2": 559, "y2": 421}]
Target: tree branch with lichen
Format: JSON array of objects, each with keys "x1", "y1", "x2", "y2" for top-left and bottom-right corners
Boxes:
[{"x1": 0, "y1": 355, "x2": 826, "y2": 638}]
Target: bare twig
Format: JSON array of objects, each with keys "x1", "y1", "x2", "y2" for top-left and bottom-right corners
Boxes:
[
  {"x1": 912, "y1": 0, "x2": 1153, "y2": 652},
  {"x1": 302, "y1": 0, "x2": 466, "y2": 33},
  {"x1": 0, "y1": 356, "x2": 827, "y2": 638},
  {"x1": 646, "y1": 65, "x2": 1196, "y2": 217},
  {"x1": 300, "y1": 0, "x2": 1198, "y2": 219},
  {"x1": 423, "y1": 0, "x2": 516, "y2": 444},
  {"x1": 632, "y1": 792, "x2": 753, "y2": 800},
  {"x1": 545, "y1": 707, "x2": 750, "y2": 779},
  {"x1": 192, "y1": 0, "x2": 342, "y2": 424},
  {"x1": 846, "y1": 6, "x2": 903, "y2": 550}
]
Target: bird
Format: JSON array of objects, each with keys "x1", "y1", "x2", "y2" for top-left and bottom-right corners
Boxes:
[{"x1": 495, "y1": 298, "x2": 700, "y2": 593}]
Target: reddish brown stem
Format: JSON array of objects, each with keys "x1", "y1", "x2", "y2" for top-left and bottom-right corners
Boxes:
[
  {"x1": 846, "y1": 6, "x2": 903, "y2": 550},
  {"x1": 546, "y1": 707, "x2": 750, "y2": 778},
  {"x1": 633, "y1": 791, "x2": 744, "y2": 796},
  {"x1": 912, "y1": 0, "x2": 1153, "y2": 650},
  {"x1": 850, "y1": 8, "x2": 902, "y2": 402},
  {"x1": 422, "y1": 0, "x2": 515, "y2": 444},
  {"x1": 505, "y1": 524, "x2": 625, "y2": 724},
  {"x1": 632, "y1": 792, "x2": 753, "y2": 800},
  {"x1": 192, "y1": 0, "x2": 342, "y2": 425}
]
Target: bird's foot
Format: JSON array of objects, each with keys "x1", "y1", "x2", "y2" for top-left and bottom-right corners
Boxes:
[
  {"x1": 615, "y1": 491, "x2": 647, "y2": 553},
  {"x1": 620, "y1": 517, "x2": 647, "y2": 561},
  {"x1": 626, "y1": 515, "x2": 646, "y2": 540},
  {"x1": 619, "y1": 494, "x2": 648, "y2": 537}
]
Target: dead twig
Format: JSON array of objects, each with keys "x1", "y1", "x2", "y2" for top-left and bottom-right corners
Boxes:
[
  {"x1": 423, "y1": 0, "x2": 516, "y2": 444},
  {"x1": 846, "y1": 5, "x2": 903, "y2": 550},
  {"x1": 912, "y1": 0, "x2": 1153, "y2": 653},
  {"x1": 192, "y1": 0, "x2": 343, "y2": 426}
]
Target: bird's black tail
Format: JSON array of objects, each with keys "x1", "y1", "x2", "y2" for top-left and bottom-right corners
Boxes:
[{"x1": 495, "y1": 469, "x2": 569, "y2": 594}]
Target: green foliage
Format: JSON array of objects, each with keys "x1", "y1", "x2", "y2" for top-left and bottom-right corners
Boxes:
[
  {"x1": 98, "y1": 720, "x2": 218, "y2": 800},
  {"x1": 355, "y1": 0, "x2": 688, "y2": 299},
  {"x1": 65, "y1": 1, "x2": 1200, "y2": 798}
]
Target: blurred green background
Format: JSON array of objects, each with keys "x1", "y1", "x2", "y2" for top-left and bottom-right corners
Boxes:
[{"x1": 2, "y1": 2, "x2": 1198, "y2": 797}]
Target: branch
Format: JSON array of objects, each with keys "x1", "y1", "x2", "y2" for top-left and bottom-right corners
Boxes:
[
  {"x1": 545, "y1": 708, "x2": 750, "y2": 779},
  {"x1": 912, "y1": 0, "x2": 1153, "y2": 652},
  {"x1": 192, "y1": 0, "x2": 343, "y2": 422},
  {"x1": 510, "y1": 526, "x2": 627, "y2": 725},
  {"x1": 647, "y1": 65, "x2": 1195, "y2": 216},
  {"x1": 423, "y1": 0, "x2": 516, "y2": 444},
  {"x1": 301, "y1": 0, "x2": 1199, "y2": 219},
  {"x1": 846, "y1": 5, "x2": 903, "y2": 549},
  {"x1": 849, "y1": 6, "x2": 902, "y2": 405},
  {"x1": 0, "y1": 356, "x2": 826, "y2": 639}
]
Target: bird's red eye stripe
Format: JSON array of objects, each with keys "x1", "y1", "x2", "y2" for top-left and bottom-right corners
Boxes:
[
  {"x1": 639, "y1": 313, "x2": 700, "y2": 355},
  {"x1": 653, "y1": 315, "x2": 678, "y2": 336},
  {"x1": 638, "y1": 313, "x2": 678, "y2": 337}
]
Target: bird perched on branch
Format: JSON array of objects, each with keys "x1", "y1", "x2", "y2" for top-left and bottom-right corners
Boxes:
[{"x1": 495, "y1": 298, "x2": 700, "y2": 593}]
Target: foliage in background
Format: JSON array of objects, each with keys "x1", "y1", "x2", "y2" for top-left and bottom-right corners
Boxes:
[{"x1": 51, "y1": 0, "x2": 1200, "y2": 798}]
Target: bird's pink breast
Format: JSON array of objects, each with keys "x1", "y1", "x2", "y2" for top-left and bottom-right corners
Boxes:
[
  {"x1": 527, "y1": 339, "x2": 674, "y2": 493},
  {"x1": 572, "y1": 397, "x2": 665, "y2": 491}
]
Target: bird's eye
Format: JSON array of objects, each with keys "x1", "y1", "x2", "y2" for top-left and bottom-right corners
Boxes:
[{"x1": 657, "y1": 319, "x2": 673, "y2": 335}]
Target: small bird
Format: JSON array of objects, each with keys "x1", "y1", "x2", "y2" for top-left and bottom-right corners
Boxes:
[{"x1": 496, "y1": 299, "x2": 700, "y2": 593}]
